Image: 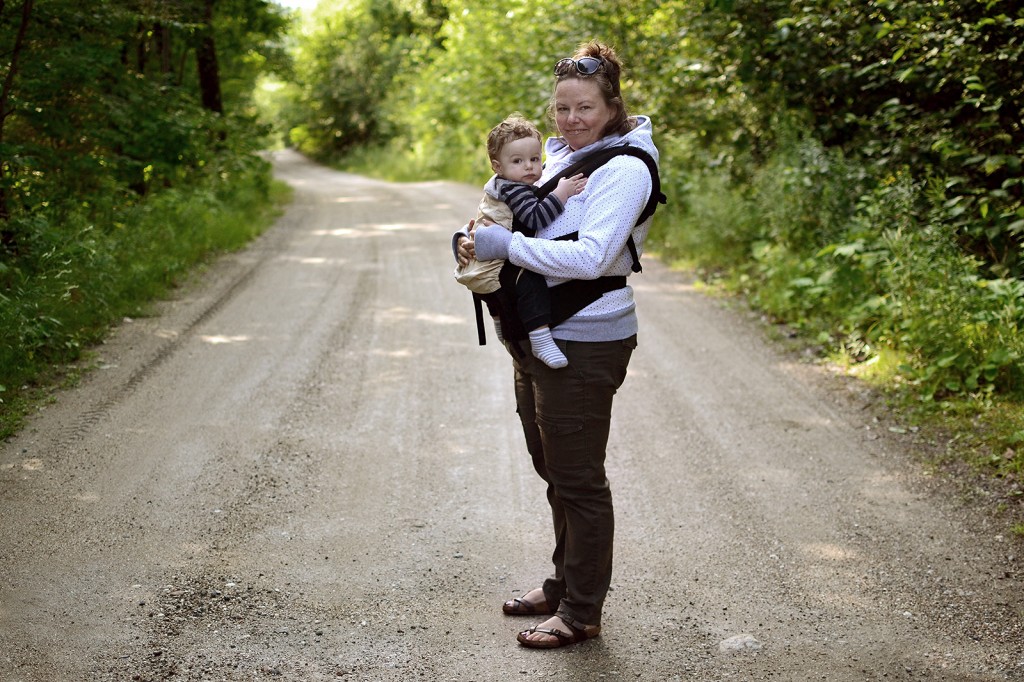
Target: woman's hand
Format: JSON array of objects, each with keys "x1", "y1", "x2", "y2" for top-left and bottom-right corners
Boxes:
[{"x1": 456, "y1": 219, "x2": 476, "y2": 267}]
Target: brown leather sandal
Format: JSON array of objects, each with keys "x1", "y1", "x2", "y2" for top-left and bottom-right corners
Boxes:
[
  {"x1": 516, "y1": 614, "x2": 600, "y2": 649},
  {"x1": 502, "y1": 592, "x2": 556, "y2": 616}
]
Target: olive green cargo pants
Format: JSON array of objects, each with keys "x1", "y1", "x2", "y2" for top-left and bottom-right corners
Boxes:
[{"x1": 511, "y1": 334, "x2": 636, "y2": 625}]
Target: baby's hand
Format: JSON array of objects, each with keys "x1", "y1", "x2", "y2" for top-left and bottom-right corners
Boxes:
[{"x1": 553, "y1": 173, "x2": 587, "y2": 204}]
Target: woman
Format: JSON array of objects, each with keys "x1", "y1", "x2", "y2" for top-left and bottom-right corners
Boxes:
[{"x1": 457, "y1": 40, "x2": 659, "y2": 649}]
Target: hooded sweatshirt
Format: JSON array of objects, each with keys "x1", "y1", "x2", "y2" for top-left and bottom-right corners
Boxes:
[{"x1": 505, "y1": 115, "x2": 659, "y2": 342}]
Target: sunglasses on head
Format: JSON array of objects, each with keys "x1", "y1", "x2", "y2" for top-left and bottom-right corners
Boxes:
[{"x1": 554, "y1": 56, "x2": 605, "y2": 76}]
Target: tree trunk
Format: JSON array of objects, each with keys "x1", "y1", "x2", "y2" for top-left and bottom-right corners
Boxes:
[
  {"x1": 155, "y1": 22, "x2": 172, "y2": 75},
  {"x1": 196, "y1": 0, "x2": 222, "y2": 114},
  {"x1": 135, "y1": 20, "x2": 147, "y2": 73},
  {"x1": 0, "y1": 0, "x2": 35, "y2": 249}
]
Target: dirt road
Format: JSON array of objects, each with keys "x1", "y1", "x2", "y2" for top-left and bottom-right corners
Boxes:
[{"x1": 1, "y1": 149, "x2": 1021, "y2": 681}]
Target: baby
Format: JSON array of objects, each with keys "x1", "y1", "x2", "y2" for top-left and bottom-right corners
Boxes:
[{"x1": 454, "y1": 113, "x2": 585, "y2": 368}]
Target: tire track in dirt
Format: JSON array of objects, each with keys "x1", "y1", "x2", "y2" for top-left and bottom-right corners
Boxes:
[{"x1": 52, "y1": 211, "x2": 302, "y2": 450}]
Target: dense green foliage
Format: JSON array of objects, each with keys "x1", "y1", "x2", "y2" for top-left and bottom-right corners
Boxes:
[
  {"x1": 679, "y1": 0, "x2": 1024, "y2": 402},
  {"x1": 0, "y1": 0, "x2": 290, "y2": 432},
  {"x1": 283, "y1": 0, "x2": 445, "y2": 157}
]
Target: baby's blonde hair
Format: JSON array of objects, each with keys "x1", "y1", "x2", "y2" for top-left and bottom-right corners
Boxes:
[{"x1": 487, "y1": 113, "x2": 541, "y2": 163}]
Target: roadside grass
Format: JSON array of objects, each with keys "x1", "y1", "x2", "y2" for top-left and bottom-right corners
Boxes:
[
  {"x1": 651, "y1": 241, "x2": 1024, "y2": 539},
  {"x1": 640, "y1": 246, "x2": 1024, "y2": 538},
  {"x1": 899, "y1": 394, "x2": 1024, "y2": 513},
  {"x1": 0, "y1": 167, "x2": 291, "y2": 440},
  {"x1": 845, "y1": 344, "x2": 1024, "y2": 517}
]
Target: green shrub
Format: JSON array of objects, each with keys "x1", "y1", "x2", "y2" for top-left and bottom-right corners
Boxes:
[
  {"x1": 659, "y1": 122, "x2": 1024, "y2": 402},
  {"x1": 648, "y1": 165, "x2": 756, "y2": 273},
  {"x1": 883, "y1": 178, "x2": 1024, "y2": 399},
  {"x1": 0, "y1": 156, "x2": 280, "y2": 438}
]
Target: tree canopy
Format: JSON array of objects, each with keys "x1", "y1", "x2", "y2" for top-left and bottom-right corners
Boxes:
[{"x1": 0, "y1": 0, "x2": 289, "y2": 420}]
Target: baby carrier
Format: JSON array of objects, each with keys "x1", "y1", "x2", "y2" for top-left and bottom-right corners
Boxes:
[{"x1": 472, "y1": 143, "x2": 666, "y2": 347}]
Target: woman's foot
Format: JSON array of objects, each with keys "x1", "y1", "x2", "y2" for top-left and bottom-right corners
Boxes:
[
  {"x1": 517, "y1": 614, "x2": 600, "y2": 649},
  {"x1": 502, "y1": 587, "x2": 555, "y2": 615}
]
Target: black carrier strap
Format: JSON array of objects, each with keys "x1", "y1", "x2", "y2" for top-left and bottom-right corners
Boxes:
[
  {"x1": 548, "y1": 276, "x2": 627, "y2": 327},
  {"x1": 532, "y1": 143, "x2": 666, "y2": 234},
  {"x1": 476, "y1": 144, "x2": 666, "y2": 345}
]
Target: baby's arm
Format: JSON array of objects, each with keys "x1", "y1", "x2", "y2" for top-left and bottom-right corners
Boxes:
[
  {"x1": 551, "y1": 173, "x2": 587, "y2": 205},
  {"x1": 501, "y1": 176, "x2": 585, "y2": 234}
]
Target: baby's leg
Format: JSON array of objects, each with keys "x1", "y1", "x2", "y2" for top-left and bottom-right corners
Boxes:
[{"x1": 515, "y1": 270, "x2": 567, "y2": 368}]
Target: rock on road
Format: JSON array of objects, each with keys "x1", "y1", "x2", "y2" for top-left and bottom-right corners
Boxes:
[{"x1": 1, "y1": 149, "x2": 1021, "y2": 681}]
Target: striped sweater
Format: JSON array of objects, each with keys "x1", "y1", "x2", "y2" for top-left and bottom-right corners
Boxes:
[{"x1": 494, "y1": 178, "x2": 565, "y2": 235}]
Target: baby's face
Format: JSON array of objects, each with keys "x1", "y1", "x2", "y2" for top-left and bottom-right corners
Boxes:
[{"x1": 492, "y1": 137, "x2": 542, "y2": 185}]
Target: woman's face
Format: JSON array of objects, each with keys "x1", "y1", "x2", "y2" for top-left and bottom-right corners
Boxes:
[{"x1": 553, "y1": 78, "x2": 615, "y2": 151}]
